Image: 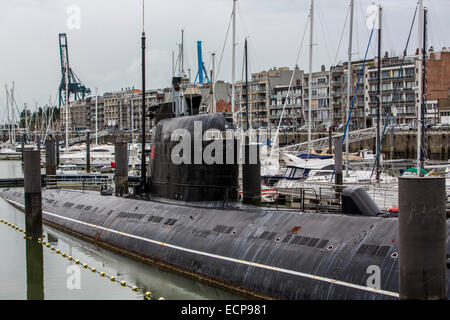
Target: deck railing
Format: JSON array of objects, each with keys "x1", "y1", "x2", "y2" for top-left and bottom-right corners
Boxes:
[{"x1": 46, "y1": 175, "x2": 112, "y2": 191}]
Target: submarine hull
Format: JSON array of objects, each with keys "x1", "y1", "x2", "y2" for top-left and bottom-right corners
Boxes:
[{"x1": 2, "y1": 188, "x2": 450, "y2": 300}]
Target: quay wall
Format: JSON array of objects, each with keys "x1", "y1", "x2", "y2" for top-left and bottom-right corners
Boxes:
[{"x1": 280, "y1": 131, "x2": 450, "y2": 161}]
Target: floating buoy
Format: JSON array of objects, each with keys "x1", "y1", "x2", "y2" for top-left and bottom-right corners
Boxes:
[
  {"x1": 91, "y1": 267, "x2": 96, "y2": 273},
  {"x1": 83, "y1": 264, "x2": 88, "y2": 269},
  {"x1": 132, "y1": 286, "x2": 138, "y2": 291},
  {"x1": 68, "y1": 256, "x2": 73, "y2": 261},
  {"x1": 120, "y1": 281, "x2": 126, "y2": 287},
  {"x1": 110, "y1": 276, "x2": 116, "y2": 282},
  {"x1": 144, "y1": 292, "x2": 151, "y2": 298},
  {"x1": 61, "y1": 253, "x2": 66, "y2": 257},
  {"x1": 75, "y1": 259, "x2": 80, "y2": 264},
  {"x1": 158, "y1": 297, "x2": 166, "y2": 300},
  {"x1": 100, "y1": 272, "x2": 105, "y2": 277}
]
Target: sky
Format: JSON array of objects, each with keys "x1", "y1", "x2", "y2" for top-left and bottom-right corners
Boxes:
[{"x1": 1, "y1": 0, "x2": 449, "y2": 121}]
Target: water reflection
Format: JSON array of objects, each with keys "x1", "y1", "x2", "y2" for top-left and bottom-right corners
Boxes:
[
  {"x1": 25, "y1": 240, "x2": 44, "y2": 300},
  {"x1": 45, "y1": 227, "x2": 247, "y2": 300}
]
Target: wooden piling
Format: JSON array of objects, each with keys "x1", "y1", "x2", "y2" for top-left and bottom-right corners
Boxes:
[
  {"x1": 45, "y1": 138, "x2": 56, "y2": 176},
  {"x1": 24, "y1": 150, "x2": 42, "y2": 240},
  {"x1": 114, "y1": 140, "x2": 128, "y2": 195},
  {"x1": 398, "y1": 176, "x2": 447, "y2": 299}
]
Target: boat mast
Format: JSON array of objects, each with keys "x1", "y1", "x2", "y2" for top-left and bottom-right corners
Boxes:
[
  {"x1": 24, "y1": 103, "x2": 28, "y2": 133},
  {"x1": 11, "y1": 82, "x2": 16, "y2": 145},
  {"x1": 131, "y1": 90, "x2": 134, "y2": 145},
  {"x1": 245, "y1": 38, "x2": 249, "y2": 133},
  {"x1": 417, "y1": 0, "x2": 423, "y2": 176},
  {"x1": 307, "y1": 0, "x2": 314, "y2": 154},
  {"x1": 212, "y1": 53, "x2": 216, "y2": 113},
  {"x1": 95, "y1": 87, "x2": 98, "y2": 145},
  {"x1": 181, "y1": 29, "x2": 184, "y2": 77},
  {"x1": 5, "y1": 85, "x2": 10, "y2": 145},
  {"x1": 172, "y1": 51, "x2": 175, "y2": 77},
  {"x1": 232, "y1": 0, "x2": 237, "y2": 125},
  {"x1": 376, "y1": 5, "x2": 382, "y2": 182},
  {"x1": 345, "y1": 0, "x2": 354, "y2": 177},
  {"x1": 35, "y1": 101, "x2": 39, "y2": 139}
]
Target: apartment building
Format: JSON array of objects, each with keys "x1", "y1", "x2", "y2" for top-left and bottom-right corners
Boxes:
[
  {"x1": 269, "y1": 83, "x2": 302, "y2": 129},
  {"x1": 103, "y1": 88, "x2": 164, "y2": 132},
  {"x1": 302, "y1": 65, "x2": 331, "y2": 129},
  {"x1": 235, "y1": 67, "x2": 303, "y2": 128},
  {"x1": 364, "y1": 55, "x2": 417, "y2": 126},
  {"x1": 330, "y1": 60, "x2": 367, "y2": 129},
  {"x1": 61, "y1": 100, "x2": 88, "y2": 131},
  {"x1": 85, "y1": 95, "x2": 105, "y2": 132},
  {"x1": 426, "y1": 48, "x2": 450, "y2": 124}
]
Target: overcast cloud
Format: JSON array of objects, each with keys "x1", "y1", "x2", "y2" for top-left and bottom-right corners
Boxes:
[{"x1": 1, "y1": 0, "x2": 449, "y2": 121}]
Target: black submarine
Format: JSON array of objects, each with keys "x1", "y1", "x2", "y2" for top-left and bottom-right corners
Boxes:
[{"x1": 1, "y1": 78, "x2": 449, "y2": 300}]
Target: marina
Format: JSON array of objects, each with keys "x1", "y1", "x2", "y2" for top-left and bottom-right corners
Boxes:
[
  {"x1": 0, "y1": 167, "x2": 244, "y2": 300},
  {"x1": 0, "y1": 0, "x2": 450, "y2": 306}
]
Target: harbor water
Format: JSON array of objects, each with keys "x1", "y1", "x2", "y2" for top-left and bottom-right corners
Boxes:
[{"x1": 0, "y1": 160, "x2": 246, "y2": 300}]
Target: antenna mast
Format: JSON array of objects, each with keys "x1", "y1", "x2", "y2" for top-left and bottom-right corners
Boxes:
[
  {"x1": 141, "y1": 0, "x2": 147, "y2": 192},
  {"x1": 417, "y1": 0, "x2": 423, "y2": 176}
]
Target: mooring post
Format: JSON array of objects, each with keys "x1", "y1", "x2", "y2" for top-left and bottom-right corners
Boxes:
[
  {"x1": 24, "y1": 150, "x2": 42, "y2": 240},
  {"x1": 398, "y1": 176, "x2": 447, "y2": 299},
  {"x1": 45, "y1": 137, "x2": 56, "y2": 176},
  {"x1": 114, "y1": 139, "x2": 128, "y2": 195},
  {"x1": 334, "y1": 137, "x2": 343, "y2": 200},
  {"x1": 242, "y1": 136, "x2": 261, "y2": 205},
  {"x1": 86, "y1": 131, "x2": 90, "y2": 173}
]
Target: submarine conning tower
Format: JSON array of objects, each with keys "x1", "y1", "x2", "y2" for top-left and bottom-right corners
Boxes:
[{"x1": 148, "y1": 78, "x2": 239, "y2": 202}]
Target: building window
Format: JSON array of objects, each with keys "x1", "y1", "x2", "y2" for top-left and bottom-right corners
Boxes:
[{"x1": 318, "y1": 77, "x2": 327, "y2": 84}]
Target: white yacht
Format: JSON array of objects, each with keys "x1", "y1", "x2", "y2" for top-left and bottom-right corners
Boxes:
[
  {"x1": 56, "y1": 164, "x2": 79, "y2": 175},
  {"x1": 0, "y1": 146, "x2": 22, "y2": 160},
  {"x1": 59, "y1": 144, "x2": 141, "y2": 169},
  {"x1": 275, "y1": 152, "x2": 397, "y2": 189}
]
